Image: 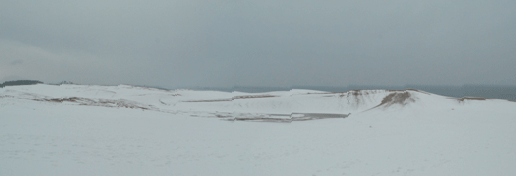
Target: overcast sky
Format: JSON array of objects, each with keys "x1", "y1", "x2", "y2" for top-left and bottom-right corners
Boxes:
[{"x1": 1, "y1": 0, "x2": 515, "y2": 88}]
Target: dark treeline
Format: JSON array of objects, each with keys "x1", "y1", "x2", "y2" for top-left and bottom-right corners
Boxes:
[{"x1": 0, "y1": 80, "x2": 43, "y2": 88}]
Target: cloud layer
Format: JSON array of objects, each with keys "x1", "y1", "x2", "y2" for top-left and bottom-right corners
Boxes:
[{"x1": 1, "y1": 0, "x2": 515, "y2": 87}]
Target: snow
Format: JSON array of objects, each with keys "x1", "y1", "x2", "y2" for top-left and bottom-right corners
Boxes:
[{"x1": 1, "y1": 84, "x2": 516, "y2": 175}]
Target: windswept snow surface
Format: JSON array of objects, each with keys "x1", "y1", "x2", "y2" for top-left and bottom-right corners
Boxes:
[{"x1": 1, "y1": 84, "x2": 516, "y2": 175}]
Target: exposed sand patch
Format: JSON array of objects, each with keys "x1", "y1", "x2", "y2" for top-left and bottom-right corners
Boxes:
[
  {"x1": 35, "y1": 97, "x2": 155, "y2": 110},
  {"x1": 214, "y1": 112, "x2": 350, "y2": 123},
  {"x1": 456, "y1": 97, "x2": 487, "y2": 101},
  {"x1": 366, "y1": 91, "x2": 416, "y2": 111},
  {"x1": 184, "y1": 94, "x2": 277, "y2": 102}
]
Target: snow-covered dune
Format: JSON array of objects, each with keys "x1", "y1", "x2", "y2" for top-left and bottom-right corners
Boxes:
[
  {"x1": 1, "y1": 84, "x2": 516, "y2": 175},
  {"x1": 3, "y1": 84, "x2": 509, "y2": 121}
]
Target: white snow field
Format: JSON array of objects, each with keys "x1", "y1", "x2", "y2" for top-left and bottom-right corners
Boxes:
[{"x1": 1, "y1": 84, "x2": 516, "y2": 176}]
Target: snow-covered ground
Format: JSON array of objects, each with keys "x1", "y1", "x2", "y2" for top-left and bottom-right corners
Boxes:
[{"x1": 1, "y1": 84, "x2": 516, "y2": 175}]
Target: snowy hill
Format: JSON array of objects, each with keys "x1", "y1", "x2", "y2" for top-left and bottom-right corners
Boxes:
[
  {"x1": 2, "y1": 84, "x2": 511, "y2": 122},
  {"x1": 1, "y1": 84, "x2": 516, "y2": 175}
]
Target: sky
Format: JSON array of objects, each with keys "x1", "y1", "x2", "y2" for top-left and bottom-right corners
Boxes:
[{"x1": 1, "y1": 0, "x2": 515, "y2": 88}]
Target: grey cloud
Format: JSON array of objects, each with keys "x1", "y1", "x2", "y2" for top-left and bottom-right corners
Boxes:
[
  {"x1": 1, "y1": 0, "x2": 515, "y2": 88},
  {"x1": 10, "y1": 59, "x2": 23, "y2": 65}
]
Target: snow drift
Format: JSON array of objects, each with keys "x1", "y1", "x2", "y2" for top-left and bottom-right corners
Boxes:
[
  {"x1": 0, "y1": 84, "x2": 511, "y2": 122},
  {"x1": 2, "y1": 84, "x2": 516, "y2": 176}
]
